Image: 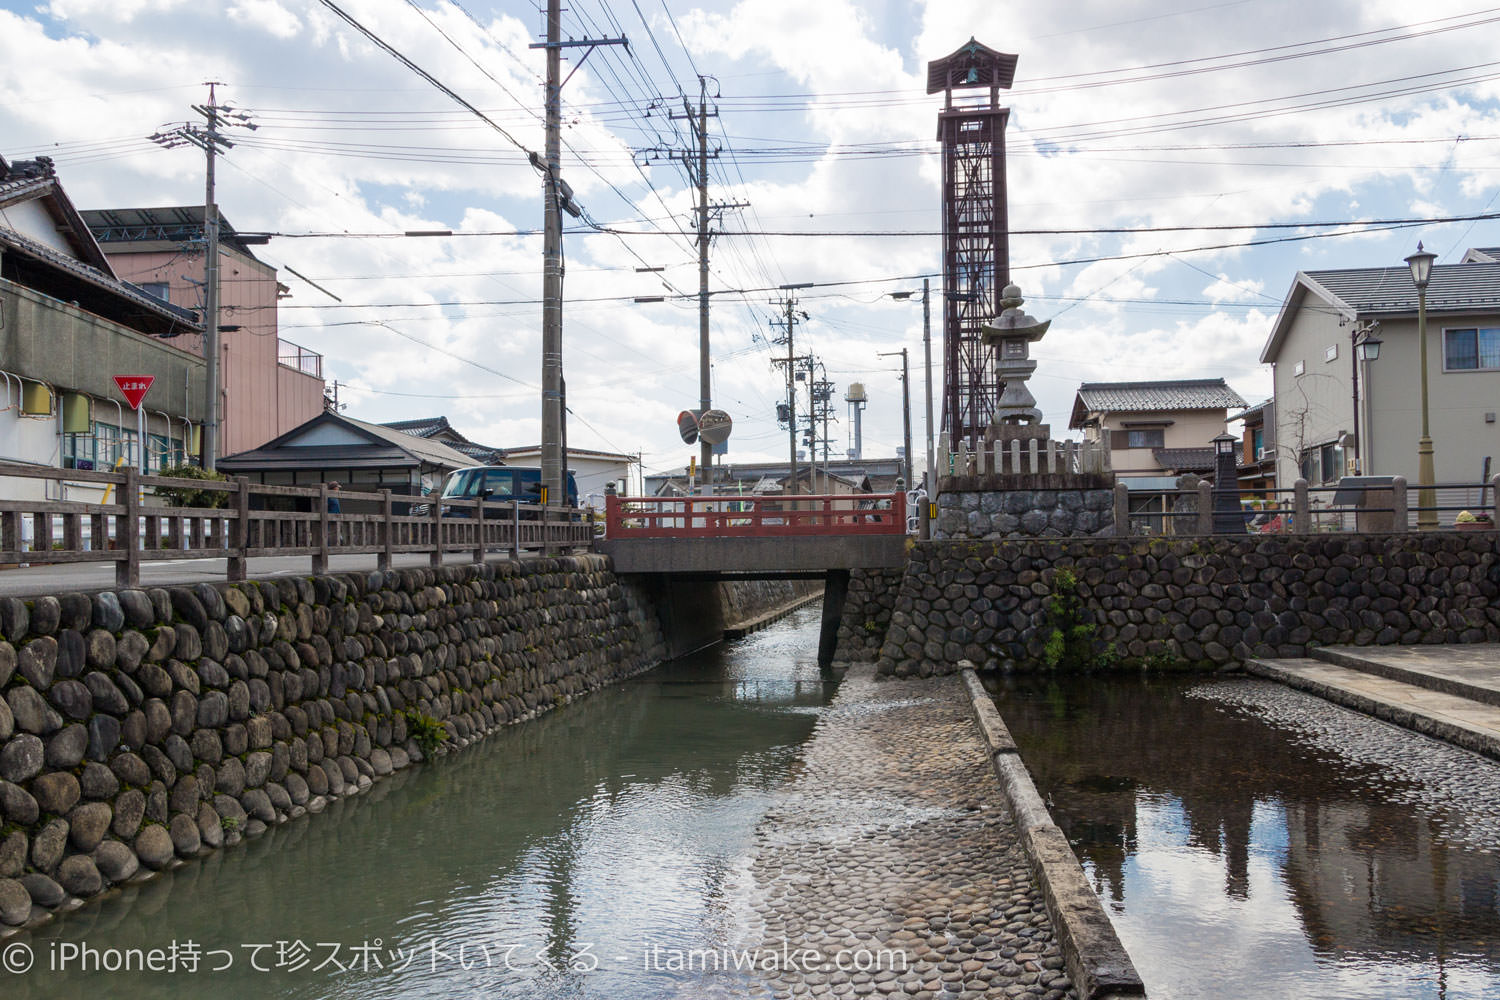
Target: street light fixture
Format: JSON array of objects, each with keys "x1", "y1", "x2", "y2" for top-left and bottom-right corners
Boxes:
[
  {"x1": 1211, "y1": 432, "x2": 1242, "y2": 534},
  {"x1": 1349, "y1": 327, "x2": 1382, "y2": 475},
  {"x1": 1405, "y1": 242, "x2": 1439, "y2": 529}
]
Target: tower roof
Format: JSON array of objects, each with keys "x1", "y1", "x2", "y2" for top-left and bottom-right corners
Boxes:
[{"x1": 927, "y1": 38, "x2": 1018, "y2": 95}]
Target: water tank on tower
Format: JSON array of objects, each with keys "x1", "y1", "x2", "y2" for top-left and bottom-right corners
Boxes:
[{"x1": 845, "y1": 382, "x2": 869, "y2": 460}]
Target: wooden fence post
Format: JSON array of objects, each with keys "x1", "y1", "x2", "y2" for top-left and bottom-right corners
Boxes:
[
  {"x1": 473, "y1": 495, "x2": 485, "y2": 564},
  {"x1": 512, "y1": 499, "x2": 521, "y2": 561},
  {"x1": 228, "y1": 477, "x2": 250, "y2": 582},
  {"x1": 379, "y1": 489, "x2": 393, "y2": 571},
  {"x1": 1113, "y1": 481, "x2": 1130, "y2": 537},
  {"x1": 314, "y1": 482, "x2": 330, "y2": 576},
  {"x1": 430, "y1": 496, "x2": 443, "y2": 567},
  {"x1": 116, "y1": 467, "x2": 140, "y2": 588},
  {"x1": 1490, "y1": 474, "x2": 1500, "y2": 528}
]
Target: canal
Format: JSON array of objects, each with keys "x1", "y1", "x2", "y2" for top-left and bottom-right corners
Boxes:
[
  {"x1": 993, "y1": 674, "x2": 1500, "y2": 1000},
  {"x1": 10, "y1": 607, "x2": 834, "y2": 999}
]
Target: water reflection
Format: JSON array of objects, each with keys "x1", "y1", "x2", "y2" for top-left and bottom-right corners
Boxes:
[
  {"x1": 992, "y1": 675, "x2": 1500, "y2": 1000},
  {"x1": 16, "y1": 607, "x2": 834, "y2": 1000}
]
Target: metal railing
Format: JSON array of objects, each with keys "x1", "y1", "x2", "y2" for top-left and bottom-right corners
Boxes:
[
  {"x1": 603, "y1": 492, "x2": 907, "y2": 538},
  {"x1": 276, "y1": 339, "x2": 323, "y2": 378},
  {"x1": 1112, "y1": 476, "x2": 1500, "y2": 536},
  {"x1": 0, "y1": 461, "x2": 592, "y2": 586}
]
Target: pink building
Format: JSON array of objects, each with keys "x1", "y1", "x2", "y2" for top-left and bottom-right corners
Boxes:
[{"x1": 81, "y1": 206, "x2": 326, "y2": 457}]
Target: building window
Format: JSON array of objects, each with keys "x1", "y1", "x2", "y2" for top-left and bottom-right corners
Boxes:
[
  {"x1": 62, "y1": 431, "x2": 95, "y2": 470},
  {"x1": 1300, "y1": 441, "x2": 1344, "y2": 485},
  {"x1": 1444, "y1": 327, "x2": 1500, "y2": 371},
  {"x1": 1251, "y1": 427, "x2": 1265, "y2": 457},
  {"x1": 1125, "y1": 428, "x2": 1165, "y2": 449},
  {"x1": 140, "y1": 282, "x2": 170, "y2": 303}
]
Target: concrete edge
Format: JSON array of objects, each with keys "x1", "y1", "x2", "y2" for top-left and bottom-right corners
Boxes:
[
  {"x1": 958, "y1": 668, "x2": 1147, "y2": 1000},
  {"x1": 1245, "y1": 658, "x2": 1500, "y2": 763},
  {"x1": 1306, "y1": 647, "x2": 1500, "y2": 709},
  {"x1": 722, "y1": 588, "x2": 825, "y2": 638}
]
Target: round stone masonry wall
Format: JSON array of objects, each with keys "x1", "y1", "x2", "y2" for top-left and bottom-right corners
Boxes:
[{"x1": 935, "y1": 486, "x2": 1116, "y2": 540}]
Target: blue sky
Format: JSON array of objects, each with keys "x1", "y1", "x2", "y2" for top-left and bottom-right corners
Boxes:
[{"x1": 4, "y1": 0, "x2": 1500, "y2": 481}]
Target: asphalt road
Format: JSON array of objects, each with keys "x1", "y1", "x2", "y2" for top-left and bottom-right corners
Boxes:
[{"x1": 0, "y1": 551, "x2": 524, "y2": 597}]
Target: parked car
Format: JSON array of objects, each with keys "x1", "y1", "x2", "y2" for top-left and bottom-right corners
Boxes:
[{"x1": 425, "y1": 465, "x2": 580, "y2": 518}]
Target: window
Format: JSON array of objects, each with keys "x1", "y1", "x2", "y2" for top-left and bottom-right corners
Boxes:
[
  {"x1": 1251, "y1": 427, "x2": 1265, "y2": 457},
  {"x1": 1444, "y1": 327, "x2": 1500, "y2": 371},
  {"x1": 1125, "y1": 428, "x2": 1165, "y2": 449},
  {"x1": 1325, "y1": 344, "x2": 1339, "y2": 362},
  {"x1": 62, "y1": 431, "x2": 95, "y2": 470},
  {"x1": 140, "y1": 282, "x2": 170, "y2": 302},
  {"x1": 1299, "y1": 441, "x2": 1344, "y2": 485}
]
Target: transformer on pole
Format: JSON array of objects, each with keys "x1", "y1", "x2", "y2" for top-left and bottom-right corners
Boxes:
[{"x1": 928, "y1": 39, "x2": 1018, "y2": 450}]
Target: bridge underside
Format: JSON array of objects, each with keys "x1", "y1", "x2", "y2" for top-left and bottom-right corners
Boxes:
[{"x1": 596, "y1": 535, "x2": 908, "y2": 577}]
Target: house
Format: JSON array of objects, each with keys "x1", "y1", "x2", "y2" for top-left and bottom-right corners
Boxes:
[
  {"x1": 499, "y1": 445, "x2": 636, "y2": 507},
  {"x1": 0, "y1": 155, "x2": 204, "y2": 501},
  {"x1": 1258, "y1": 253, "x2": 1500, "y2": 492},
  {"x1": 1229, "y1": 399, "x2": 1277, "y2": 494},
  {"x1": 381, "y1": 416, "x2": 505, "y2": 465},
  {"x1": 81, "y1": 205, "x2": 326, "y2": 456},
  {"x1": 1068, "y1": 379, "x2": 1250, "y2": 482},
  {"x1": 216, "y1": 410, "x2": 473, "y2": 511}
]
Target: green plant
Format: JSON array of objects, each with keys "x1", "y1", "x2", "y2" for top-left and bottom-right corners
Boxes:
[
  {"x1": 220, "y1": 815, "x2": 240, "y2": 833},
  {"x1": 862, "y1": 620, "x2": 884, "y2": 634},
  {"x1": 1039, "y1": 567, "x2": 1110, "y2": 671},
  {"x1": 155, "y1": 464, "x2": 229, "y2": 509},
  {"x1": 404, "y1": 709, "x2": 448, "y2": 755}
]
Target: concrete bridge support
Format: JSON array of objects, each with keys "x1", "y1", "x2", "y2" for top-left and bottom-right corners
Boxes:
[{"x1": 818, "y1": 569, "x2": 850, "y2": 667}]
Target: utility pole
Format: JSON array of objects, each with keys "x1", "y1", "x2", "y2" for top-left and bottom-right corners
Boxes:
[
  {"x1": 532, "y1": 3, "x2": 625, "y2": 504},
  {"x1": 771, "y1": 284, "x2": 811, "y2": 494},
  {"x1": 880, "y1": 348, "x2": 913, "y2": 488},
  {"x1": 150, "y1": 83, "x2": 254, "y2": 471},
  {"x1": 663, "y1": 79, "x2": 746, "y2": 494},
  {"x1": 922, "y1": 278, "x2": 935, "y2": 538}
]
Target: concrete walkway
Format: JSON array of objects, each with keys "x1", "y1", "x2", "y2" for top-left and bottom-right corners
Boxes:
[
  {"x1": 739, "y1": 663, "x2": 1077, "y2": 1000},
  {"x1": 1247, "y1": 643, "x2": 1500, "y2": 762}
]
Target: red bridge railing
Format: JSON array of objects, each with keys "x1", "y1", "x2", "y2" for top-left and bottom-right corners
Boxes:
[{"x1": 604, "y1": 492, "x2": 906, "y2": 538}]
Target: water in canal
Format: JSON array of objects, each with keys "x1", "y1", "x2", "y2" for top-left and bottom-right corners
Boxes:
[
  {"x1": 992, "y1": 674, "x2": 1500, "y2": 1000},
  {"x1": 10, "y1": 607, "x2": 834, "y2": 999}
]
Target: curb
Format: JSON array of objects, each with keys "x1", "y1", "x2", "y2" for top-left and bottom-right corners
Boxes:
[
  {"x1": 1245, "y1": 658, "x2": 1500, "y2": 763},
  {"x1": 722, "y1": 589, "x2": 824, "y2": 638},
  {"x1": 958, "y1": 670, "x2": 1147, "y2": 1000}
]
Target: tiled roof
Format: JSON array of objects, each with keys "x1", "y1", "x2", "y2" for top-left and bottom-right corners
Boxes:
[
  {"x1": 1462, "y1": 247, "x2": 1500, "y2": 263},
  {"x1": 382, "y1": 416, "x2": 453, "y2": 438},
  {"x1": 1302, "y1": 263, "x2": 1500, "y2": 316},
  {"x1": 382, "y1": 416, "x2": 504, "y2": 463},
  {"x1": 1152, "y1": 447, "x2": 1217, "y2": 472},
  {"x1": 1070, "y1": 379, "x2": 1248, "y2": 427},
  {"x1": 0, "y1": 225, "x2": 200, "y2": 332}
]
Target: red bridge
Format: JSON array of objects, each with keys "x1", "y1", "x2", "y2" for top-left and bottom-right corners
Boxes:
[{"x1": 597, "y1": 492, "x2": 909, "y2": 576}]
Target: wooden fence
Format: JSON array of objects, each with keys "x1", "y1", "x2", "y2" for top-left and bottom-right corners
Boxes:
[{"x1": 0, "y1": 462, "x2": 592, "y2": 587}]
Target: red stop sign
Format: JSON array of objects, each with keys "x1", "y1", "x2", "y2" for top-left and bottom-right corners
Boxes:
[{"x1": 113, "y1": 375, "x2": 155, "y2": 410}]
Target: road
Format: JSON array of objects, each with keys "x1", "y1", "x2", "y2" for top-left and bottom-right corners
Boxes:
[{"x1": 0, "y1": 551, "x2": 524, "y2": 597}]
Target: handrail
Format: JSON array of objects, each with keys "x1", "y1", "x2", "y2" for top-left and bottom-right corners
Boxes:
[
  {"x1": 0, "y1": 461, "x2": 592, "y2": 586},
  {"x1": 604, "y1": 492, "x2": 907, "y2": 539}
]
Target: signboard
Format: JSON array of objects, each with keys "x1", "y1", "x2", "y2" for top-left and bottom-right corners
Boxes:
[{"x1": 113, "y1": 375, "x2": 155, "y2": 411}]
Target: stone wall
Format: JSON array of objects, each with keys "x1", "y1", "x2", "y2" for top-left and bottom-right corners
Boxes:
[
  {"x1": 878, "y1": 534, "x2": 1500, "y2": 677},
  {"x1": 834, "y1": 570, "x2": 903, "y2": 662},
  {"x1": 935, "y1": 475, "x2": 1116, "y2": 541},
  {"x1": 0, "y1": 556, "x2": 669, "y2": 929}
]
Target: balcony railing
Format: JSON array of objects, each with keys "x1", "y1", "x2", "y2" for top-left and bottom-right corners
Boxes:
[{"x1": 277, "y1": 339, "x2": 323, "y2": 378}]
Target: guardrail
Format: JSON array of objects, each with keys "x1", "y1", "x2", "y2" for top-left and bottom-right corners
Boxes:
[
  {"x1": 1113, "y1": 475, "x2": 1500, "y2": 536},
  {"x1": 603, "y1": 492, "x2": 907, "y2": 538},
  {"x1": 0, "y1": 461, "x2": 592, "y2": 586}
]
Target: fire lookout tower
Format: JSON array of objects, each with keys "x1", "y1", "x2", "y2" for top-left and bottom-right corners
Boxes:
[{"x1": 928, "y1": 39, "x2": 1018, "y2": 449}]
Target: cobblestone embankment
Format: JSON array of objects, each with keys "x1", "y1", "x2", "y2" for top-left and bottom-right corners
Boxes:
[{"x1": 740, "y1": 663, "x2": 1078, "y2": 1000}]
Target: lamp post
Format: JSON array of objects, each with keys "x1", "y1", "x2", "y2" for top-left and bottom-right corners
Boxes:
[
  {"x1": 1405, "y1": 243, "x2": 1438, "y2": 529},
  {"x1": 1211, "y1": 432, "x2": 1242, "y2": 534},
  {"x1": 1349, "y1": 326, "x2": 1382, "y2": 475}
]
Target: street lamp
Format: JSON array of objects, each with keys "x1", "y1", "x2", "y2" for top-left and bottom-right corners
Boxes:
[
  {"x1": 1405, "y1": 242, "x2": 1438, "y2": 529},
  {"x1": 1349, "y1": 326, "x2": 1382, "y2": 475},
  {"x1": 1211, "y1": 432, "x2": 1242, "y2": 533}
]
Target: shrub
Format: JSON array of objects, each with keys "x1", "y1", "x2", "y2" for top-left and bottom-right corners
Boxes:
[
  {"x1": 155, "y1": 464, "x2": 229, "y2": 509},
  {"x1": 404, "y1": 709, "x2": 448, "y2": 755}
]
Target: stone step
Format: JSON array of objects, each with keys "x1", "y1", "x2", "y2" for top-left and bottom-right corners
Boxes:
[
  {"x1": 1245, "y1": 657, "x2": 1500, "y2": 763},
  {"x1": 1305, "y1": 643, "x2": 1500, "y2": 708}
]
